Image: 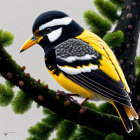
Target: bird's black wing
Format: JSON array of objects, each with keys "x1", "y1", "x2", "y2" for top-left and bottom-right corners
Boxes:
[{"x1": 55, "y1": 38, "x2": 131, "y2": 107}]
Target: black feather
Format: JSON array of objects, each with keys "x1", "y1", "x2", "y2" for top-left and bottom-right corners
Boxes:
[
  {"x1": 62, "y1": 70, "x2": 132, "y2": 107},
  {"x1": 114, "y1": 102, "x2": 133, "y2": 132}
]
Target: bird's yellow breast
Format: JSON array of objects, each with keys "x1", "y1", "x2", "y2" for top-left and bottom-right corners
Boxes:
[{"x1": 47, "y1": 69, "x2": 94, "y2": 99}]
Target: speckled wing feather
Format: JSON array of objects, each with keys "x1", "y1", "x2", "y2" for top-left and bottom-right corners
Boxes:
[
  {"x1": 55, "y1": 38, "x2": 131, "y2": 107},
  {"x1": 55, "y1": 38, "x2": 101, "y2": 68}
]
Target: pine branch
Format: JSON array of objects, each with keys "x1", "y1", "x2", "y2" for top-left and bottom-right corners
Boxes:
[
  {"x1": 111, "y1": 0, "x2": 140, "y2": 115},
  {"x1": 113, "y1": 0, "x2": 140, "y2": 93}
]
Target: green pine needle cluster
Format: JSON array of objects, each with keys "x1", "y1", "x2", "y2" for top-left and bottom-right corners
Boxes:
[
  {"x1": 84, "y1": 10, "x2": 111, "y2": 37},
  {"x1": 135, "y1": 70, "x2": 140, "y2": 110},
  {"x1": 11, "y1": 90, "x2": 33, "y2": 114},
  {"x1": 94, "y1": 0, "x2": 119, "y2": 23},
  {"x1": 26, "y1": 137, "x2": 38, "y2": 140},
  {"x1": 71, "y1": 126, "x2": 105, "y2": 140},
  {"x1": 136, "y1": 56, "x2": 140, "y2": 75},
  {"x1": 83, "y1": 101, "x2": 98, "y2": 111},
  {"x1": 42, "y1": 107, "x2": 54, "y2": 115},
  {"x1": 27, "y1": 103, "x2": 125, "y2": 140},
  {"x1": 29, "y1": 105, "x2": 109, "y2": 140},
  {"x1": 103, "y1": 30, "x2": 124, "y2": 48},
  {"x1": 27, "y1": 109, "x2": 63, "y2": 140},
  {"x1": 105, "y1": 132, "x2": 124, "y2": 140},
  {"x1": 56, "y1": 120, "x2": 77, "y2": 140},
  {"x1": 84, "y1": 0, "x2": 124, "y2": 38},
  {"x1": 5, "y1": 80, "x2": 15, "y2": 88},
  {"x1": 28, "y1": 122, "x2": 52, "y2": 140},
  {"x1": 136, "y1": 56, "x2": 140, "y2": 68},
  {"x1": 98, "y1": 102, "x2": 116, "y2": 115},
  {"x1": 84, "y1": 101, "x2": 116, "y2": 115},
  {"x1": 28, "y1": 101, "x2": 123, "y2": 140},
  {"x1": 0, "y1": 30, "x2": 14, "y2": 47},
  {"x1": 42, "y1": 114, "x2": 63, "y2": 128},
  {"x1": 109, "y1": 0, "x2": 124, "y2": 7},
  {"x1": 0, "y1": 83, "x2": 14, "y2": 106}
]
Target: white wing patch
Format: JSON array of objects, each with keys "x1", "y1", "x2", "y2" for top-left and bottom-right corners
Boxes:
[
  {"x1": 58, "y1": 54, "x2": 97, "y2": 63},
  {"x1": 39, "y1": 17, "x2": 72, "y2": 31},
  {"x1": 48, "y1": 28, "x2": 62, "y2": 42},
  {"x1": 58, "y1": 64, "x2": 98, "y2": 75}
]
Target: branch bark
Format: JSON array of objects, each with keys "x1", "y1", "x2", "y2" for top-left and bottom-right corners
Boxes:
[
  {"x1": 113, "y1": 0, "x2": 140, "y2": 115},
  {"x1": 113, "y1": 0, "x2": 140, "y2": 92}
]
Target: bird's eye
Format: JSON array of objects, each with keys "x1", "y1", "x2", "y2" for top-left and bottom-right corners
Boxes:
[
  {"x1": 45, "y1": 28, "x2": 52, "y2": 33},
  {"x1": 37, "y1": 28, "x2": 52, "y2": 36}
]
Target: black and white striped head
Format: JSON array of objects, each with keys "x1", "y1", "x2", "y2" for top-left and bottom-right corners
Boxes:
[{"x1": 20, "y1": 10, "x2": 83, "y2": 53}]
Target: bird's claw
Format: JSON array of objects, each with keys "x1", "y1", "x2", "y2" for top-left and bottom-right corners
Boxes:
[{"x1": 56, "y1": 90, "x2": 79, "y2": 104}]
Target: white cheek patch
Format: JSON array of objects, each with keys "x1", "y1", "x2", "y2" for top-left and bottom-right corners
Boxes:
[
  {"x1": 39, "y1": 17, "x2": 72, "y2": 31},
  {"x1": 48, "y1": 28, "x2": 62, "y2": 42},
  {"x1": 58, "y1": 65, "x2": 98, "y2": 75}
]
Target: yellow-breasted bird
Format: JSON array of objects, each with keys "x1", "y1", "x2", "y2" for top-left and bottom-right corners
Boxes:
[{"x1": 20, "y1": 10, "x2": 138, "y2": 133}]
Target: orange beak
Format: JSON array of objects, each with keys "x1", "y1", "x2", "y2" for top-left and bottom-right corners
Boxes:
[{"x1": 20, "y1": 35, "x2": 43, "y2": 53}]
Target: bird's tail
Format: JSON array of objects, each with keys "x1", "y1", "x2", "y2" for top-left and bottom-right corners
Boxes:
[{"x1": 111, "y1": 101, "x2": 138, "y2": 133}]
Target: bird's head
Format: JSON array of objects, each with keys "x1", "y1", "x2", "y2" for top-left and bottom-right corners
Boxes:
[{"x1": 20, "y1": 10, "x2": 83, "y2": 53}]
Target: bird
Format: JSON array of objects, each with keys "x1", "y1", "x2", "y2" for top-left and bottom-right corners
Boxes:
[{"x1": 20, "y1": 10, "x2": 138, "y2": 133}]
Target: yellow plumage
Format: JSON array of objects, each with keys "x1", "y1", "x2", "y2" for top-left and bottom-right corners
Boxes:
[{"x1": 47, "y1": 68, "x2": 94, "y2": 99}]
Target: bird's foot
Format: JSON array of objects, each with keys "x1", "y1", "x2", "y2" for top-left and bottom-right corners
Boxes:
[
  {"x1": 80, "y1": 97, "x2": 89, "y2": 106},
  {"x1": 79, "y1": 97, "x2": 89, "y2": 114},
  {"x1": 56, "y1": 90, "x2": 79, "y2": 104}
]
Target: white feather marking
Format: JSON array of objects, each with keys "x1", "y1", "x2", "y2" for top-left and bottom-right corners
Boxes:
[
  {"x1": 48, "y1": 28, "x2": 62, "y2": 42},
  {"x1": 58, "y1": 65, "x2": 98, "y2": 75},
  {"x1": 39, "y1": 17, "x2": 72, "y2": 31},
  {"x1": 129, "y1": 116, "x2": 134, "y2": 121},
  {"x1": 58, "y1": 54, "x2": 96, "y2": 63}
]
